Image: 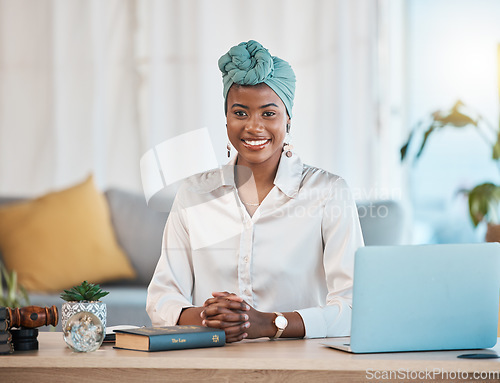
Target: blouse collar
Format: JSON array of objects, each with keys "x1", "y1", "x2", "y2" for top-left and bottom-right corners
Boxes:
[{"x1": 189, "y1": 151, "x2": 303, "y2": 199}]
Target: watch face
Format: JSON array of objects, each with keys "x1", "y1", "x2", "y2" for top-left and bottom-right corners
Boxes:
[{"x1": 275, "y1": 315, "x2": 288, "y2": 330}]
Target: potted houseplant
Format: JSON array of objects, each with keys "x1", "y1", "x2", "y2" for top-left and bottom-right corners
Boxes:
[
  {"x1": 0, "y1": 261, "x2": 30, "y2": 308},
  {"x1": 60, "y1": 280, "x2": 109, "y2": 334},
  {"x1": 401, "y1": 100, "x2": 500, "y2": 241}
]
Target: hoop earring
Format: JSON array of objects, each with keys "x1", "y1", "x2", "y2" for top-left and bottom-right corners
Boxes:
[
  {"x1": 283, "y1": 123, "x2": 293, "y2": 158},
  {"x1": 227, "y1": 141, "x2": 231, "y2": 158}
]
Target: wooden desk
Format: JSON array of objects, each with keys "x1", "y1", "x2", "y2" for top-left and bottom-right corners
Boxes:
[{"x1": 1, "y1": 333, "x2": 500, "y2": 382}]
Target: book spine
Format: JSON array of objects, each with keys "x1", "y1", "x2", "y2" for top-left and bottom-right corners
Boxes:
[
  {"x1": 0, "y1": 341, "x2": 14, "y2": 354},
  {"x1": 0, "y1": 319, "x2": 8, "y2": 332},
  {"x1": 150, "y1": 330, "x2": 225, "y2": 351},
  {"x1": 0, "y1": 307, "x2": 6, "y2": 321},
  {"x1": 0, "y1": 331, "x2": 12, "y2": 343}
]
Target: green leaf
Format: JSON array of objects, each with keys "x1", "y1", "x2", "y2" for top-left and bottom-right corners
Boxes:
[
  {"x1": 400, "y1": 143, "x2": 408, "y2": 161},
  {"x1": 77, "y1": 283, "x2": 87, "y2": 296},
  {"x1": 493, "y1": 132, "x2": 500, "y2": 160},
  {"x1": 439, "y1": 110, "x2": 477, "y2": 127},
  {"x1": 0, "y1": 261, "x2": 30, "y2": 307},
  {"x1": 434, "y1": 100, "x2": 478, "y2": 128},
  {"x1": 60, "y1": 280, "x2": 109, "y2": 301},
  {"x1": 92, "y1": 291, "x2": 109, "y2": 301},
  {"x1": 467, "y1": 183, "x2": 500, "y2": 226},
  {"x1": 415, "y1": 124, "x2": 436, "y2": 159},
  {"x1": 403, "y1": 100, "x2": 483, "y2": 164},
  {"x1": 400, "y1": 130, "x2": 414, "y2": 161}
]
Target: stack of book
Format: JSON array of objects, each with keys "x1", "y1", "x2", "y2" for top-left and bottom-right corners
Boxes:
[{"x1": 0, "y1": 307, "x2": 13, "y2": 354}]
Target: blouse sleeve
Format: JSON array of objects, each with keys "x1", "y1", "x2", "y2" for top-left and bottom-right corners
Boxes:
[
  {"x1": 295, "y1": 177, "x2": 364, "y2": 338},
  {"x1": 146, "y1": 190, "x2": 195, "y2": 326}
]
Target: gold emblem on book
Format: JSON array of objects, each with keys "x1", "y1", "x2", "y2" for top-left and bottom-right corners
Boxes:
[{"x1": 212, "y1": 335, "x2": 220, "y2": 343}]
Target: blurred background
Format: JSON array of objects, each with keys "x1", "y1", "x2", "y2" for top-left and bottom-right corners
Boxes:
[{"x1": 1, "y1": 0, "x2": 499, "y2": 245}]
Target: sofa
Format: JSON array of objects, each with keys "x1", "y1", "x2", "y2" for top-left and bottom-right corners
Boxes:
[{"x1": 0, "y1": 188, "x2": 405, "y2": 332}]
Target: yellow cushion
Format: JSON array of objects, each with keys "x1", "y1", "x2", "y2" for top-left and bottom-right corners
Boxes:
[{"x1": 0, "y1": 175, "x2": 136, "y2": 292}]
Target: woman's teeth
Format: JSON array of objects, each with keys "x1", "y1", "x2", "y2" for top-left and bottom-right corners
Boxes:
[{"x1": 244, "y1": 139, "x2": 269, "y2": 146}]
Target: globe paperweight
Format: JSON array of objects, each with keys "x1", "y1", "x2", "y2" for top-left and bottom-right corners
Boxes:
[{"x1": 63, "y1": 311, "x2": 104, "y2": 352}]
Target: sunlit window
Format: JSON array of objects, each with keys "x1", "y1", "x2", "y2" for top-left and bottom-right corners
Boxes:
[{"x1": 405, "y1": 0, "x2": 500, "y2": 243}]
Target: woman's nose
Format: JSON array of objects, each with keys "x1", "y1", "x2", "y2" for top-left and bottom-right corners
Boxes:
[{"x1": 245, "y1": 115, "x2": 264, "y2": 133}]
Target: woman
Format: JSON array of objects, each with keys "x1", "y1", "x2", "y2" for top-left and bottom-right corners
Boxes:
[{"x1": 147, "y1": 40, "x2": 364, "y2": 342}]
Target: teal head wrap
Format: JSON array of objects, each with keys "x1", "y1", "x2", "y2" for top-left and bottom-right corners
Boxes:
[{"x1": 218, "y1": 40, "x2": 296, "y2": 118}]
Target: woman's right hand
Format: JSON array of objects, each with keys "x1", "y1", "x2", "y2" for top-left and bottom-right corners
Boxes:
[{"x1": 201, "y1": 291, "x2": 250, "y2": 343}]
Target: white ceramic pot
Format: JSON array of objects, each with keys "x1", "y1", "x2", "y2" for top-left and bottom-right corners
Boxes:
[{"x1": 61, "y1": 301, "x2": 107, "y2": 335}]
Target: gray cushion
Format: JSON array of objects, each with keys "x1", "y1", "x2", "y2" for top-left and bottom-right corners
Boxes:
[
  {"x1": 0, "y1": 196, "x2": 26, "y2": 205},
  {"x1": 357, "y1": 200, "x2": 405, "y2": 246},
  {"x1": 105, "y1": 189, "x2": 170, "y2": 286}
]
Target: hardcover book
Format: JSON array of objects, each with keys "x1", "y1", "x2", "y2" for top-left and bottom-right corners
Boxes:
[
  {"x1": 0, "y1": 320, "x2": 8, "y2": 332},
  {"x1": 0, "y1": 341, "x2": 13, "y2": 355},
  {"x1": 0, "y1": 331, "x2": 12, "y2": 343},
  {"x1": 104, "y1": 324, "x2": 140, "y2": 342},
  {"x1": 114, "y1": 325, "x2": 226, "y2": 352}
]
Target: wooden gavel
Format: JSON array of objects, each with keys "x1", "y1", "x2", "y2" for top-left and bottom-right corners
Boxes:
[{"x1": 6, "y1": 305, "x2": 58, "y2": 329}]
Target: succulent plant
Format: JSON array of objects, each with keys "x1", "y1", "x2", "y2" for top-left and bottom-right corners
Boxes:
[{"x1": 60, "y1": 280, "x2": 109, "y2": 302}]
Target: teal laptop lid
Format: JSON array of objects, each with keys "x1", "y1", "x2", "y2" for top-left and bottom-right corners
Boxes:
[{"x1": 350, "y1": 243, "x2": 500, "y2": 353}]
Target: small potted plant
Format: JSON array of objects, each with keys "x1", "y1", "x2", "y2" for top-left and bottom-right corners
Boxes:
[
  {"x1": 60, "y1": 280, "x2": 109, "y2": 334},
  {"x1": 401, "y1": 100, "x2": 500, "y2": 241}
]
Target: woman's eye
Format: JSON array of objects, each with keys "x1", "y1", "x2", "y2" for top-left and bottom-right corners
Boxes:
[
  {"x1": 234, "y1": 110, "x2": 247, "y2": 117},
  {"x1": 263, "y1": 111, "x2": 276, "y2": 117}
]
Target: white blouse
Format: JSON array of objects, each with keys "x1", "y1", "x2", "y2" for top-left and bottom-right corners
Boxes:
[{"x1": 146, "y1": 152, "x2": 364, "y2": 338}]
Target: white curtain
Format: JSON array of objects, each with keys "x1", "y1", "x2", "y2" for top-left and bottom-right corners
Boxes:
[
  {"x1": 0, "y1": 0, "x2": 141, "y2": 194},
  {"x1": 0, "y1": 0, "x2": 400, "y2": 198}
]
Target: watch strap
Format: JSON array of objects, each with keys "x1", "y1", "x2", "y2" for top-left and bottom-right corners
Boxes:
[{"x1": 270, "y1": 312, "x2": 286, "y2": 340}]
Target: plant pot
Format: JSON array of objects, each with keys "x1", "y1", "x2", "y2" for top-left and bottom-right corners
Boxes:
[
  {"x1": 485, "y1": 223, "x2": 500, "y2": 242},
  {"x1": 61, "y1": 301, "x2": 107, "y2": 335}
]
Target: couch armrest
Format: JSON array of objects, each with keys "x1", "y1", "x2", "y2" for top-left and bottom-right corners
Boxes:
[{"x1": 357, "y1": 200, "x2": 406, "y2": 246}]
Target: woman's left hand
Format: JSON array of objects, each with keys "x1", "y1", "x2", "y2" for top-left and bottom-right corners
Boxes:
[
  {"x1": 203, "y1": 291, "x2": 275, "y2": 341},
  {"x1": 200, "y1": 292, "x2": 250, "y2": 343}
]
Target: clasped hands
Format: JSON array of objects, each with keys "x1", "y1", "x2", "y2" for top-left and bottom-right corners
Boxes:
[{"x1": 200, "y1": 291, "x2": 275, "y2": 343}]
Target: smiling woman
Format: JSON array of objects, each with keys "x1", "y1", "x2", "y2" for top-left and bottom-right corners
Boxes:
[
  {"x1": 226, "y1": 83, "x2": 289, "y2": 210},
  {"x1": 146, "y1": 40, "x2": 364, "y2": 343}
]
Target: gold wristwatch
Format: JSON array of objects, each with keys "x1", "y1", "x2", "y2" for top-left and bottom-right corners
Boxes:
[{"x1": 270, "y1": 312, "x2": 288, "y2": 340}]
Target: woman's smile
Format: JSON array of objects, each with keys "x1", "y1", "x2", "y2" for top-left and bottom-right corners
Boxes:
[{"x1": 241, "y1": 138, "x2": 272, "y2": 150}]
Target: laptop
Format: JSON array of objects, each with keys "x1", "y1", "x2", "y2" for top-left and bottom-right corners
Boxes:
[{"x1": 324, "y1": 243, "x2": 500, "y2": 353}]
